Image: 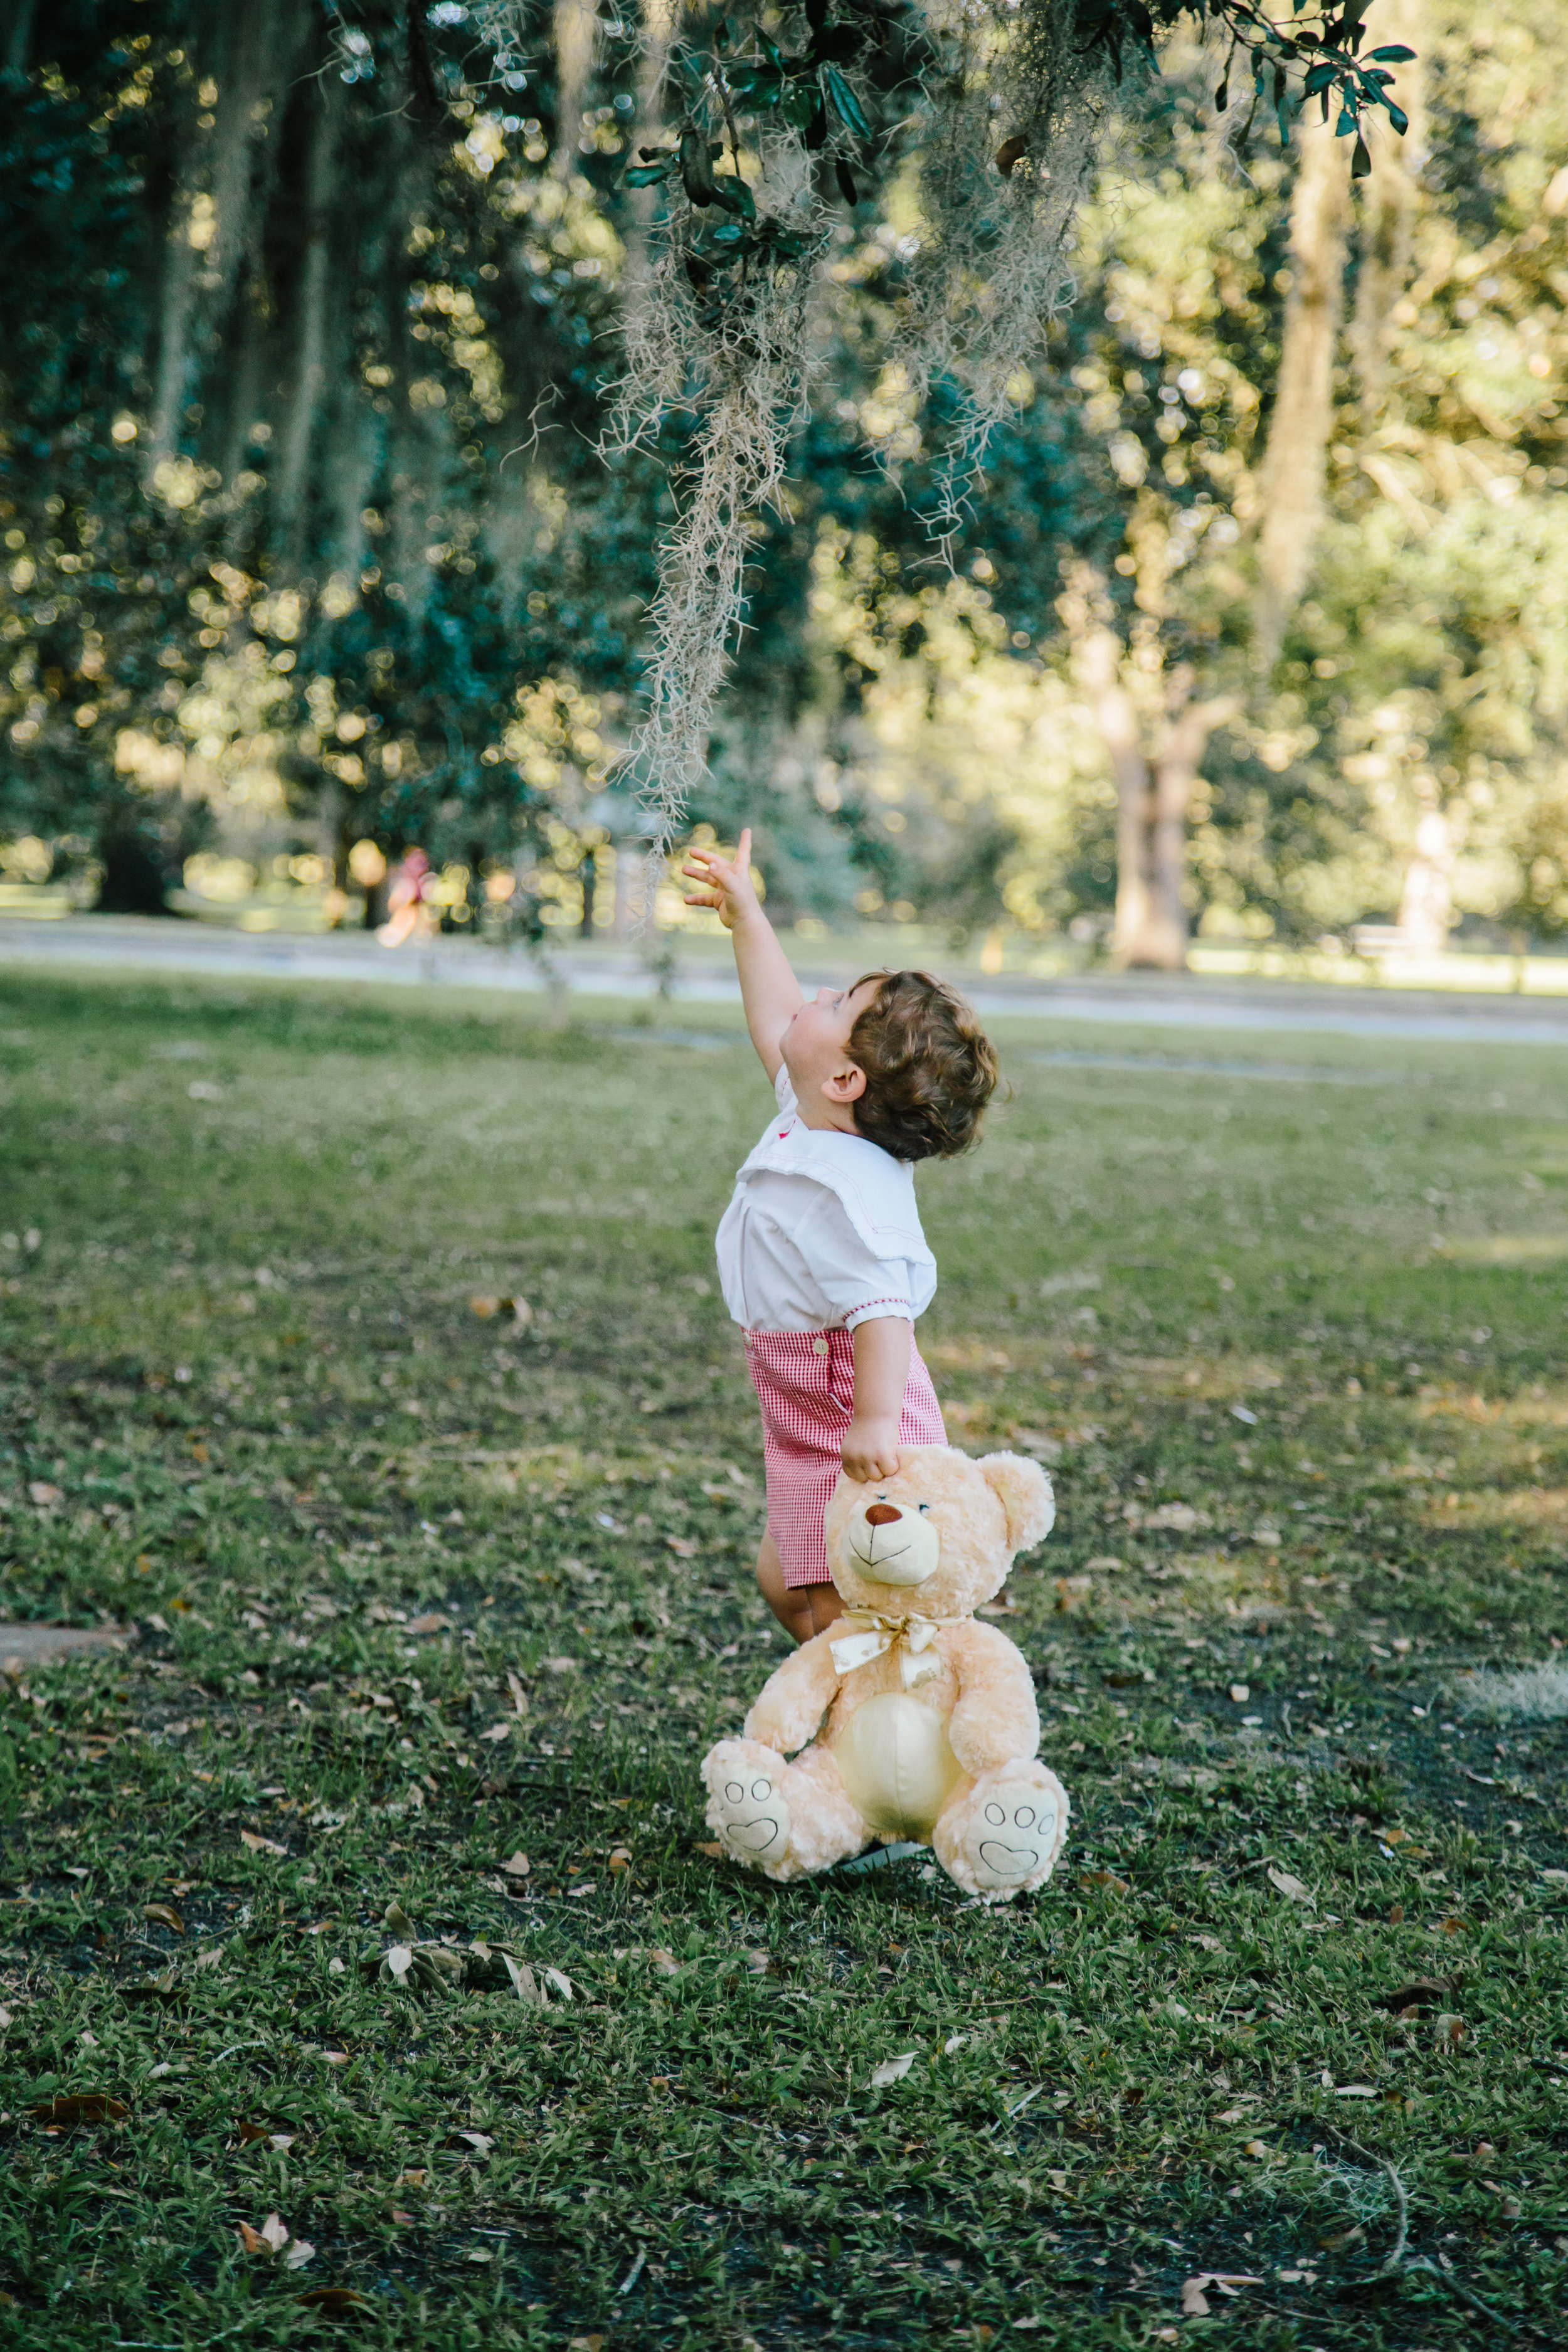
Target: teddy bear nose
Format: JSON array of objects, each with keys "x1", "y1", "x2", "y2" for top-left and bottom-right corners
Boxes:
[{"x1": 864, "y1": 1502, "x2": 903, "y2": 1527}]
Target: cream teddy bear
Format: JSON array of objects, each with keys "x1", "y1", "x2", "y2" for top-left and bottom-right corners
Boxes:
[{"x1": 701, "y1": 1446, "x2": 1069, "y2": 1901}]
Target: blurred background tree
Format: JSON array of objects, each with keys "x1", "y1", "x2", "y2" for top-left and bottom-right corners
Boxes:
[{"x1": 0, "y1": 1, "x2": 1562, "y2": 963}]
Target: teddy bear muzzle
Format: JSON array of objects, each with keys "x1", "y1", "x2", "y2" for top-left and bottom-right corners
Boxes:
[{"x1": 844, "y1": 1496, "x2": 941, "y2": 1589}]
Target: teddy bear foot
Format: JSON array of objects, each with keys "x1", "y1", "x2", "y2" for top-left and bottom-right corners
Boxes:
[
  {"x1": 703, "y1": 1739, "x2": 793, "y2": 1875},
  {"x1": 934, "y1": 1762, "x2": 1069, "y2": 1903}
]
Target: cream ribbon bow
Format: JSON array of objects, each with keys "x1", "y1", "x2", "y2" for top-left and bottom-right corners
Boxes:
[{"x1": 829, "y1": 1610, "x2": 956, "y2": 1690}]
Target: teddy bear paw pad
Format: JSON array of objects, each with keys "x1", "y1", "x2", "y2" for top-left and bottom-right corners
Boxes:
[
  {"x1": 710, "y1": 1769, "x2": 790, "y2": 1863},
  {"x1": 967, "y1": 1784, "x2": 1061, "y2": 1891}
]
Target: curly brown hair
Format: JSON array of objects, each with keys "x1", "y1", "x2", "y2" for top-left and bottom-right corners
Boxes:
[{"x1": 846, "y1": 970, "x2": 1000, "y2": 1162}]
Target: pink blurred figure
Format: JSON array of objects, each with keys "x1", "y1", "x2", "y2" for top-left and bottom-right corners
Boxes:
[{"x1": 376, "y1": 849, "x2": 434, "y2": 948}]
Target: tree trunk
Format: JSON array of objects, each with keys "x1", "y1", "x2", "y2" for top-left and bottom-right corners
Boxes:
[
  {"x1": 1350, "y1": 0, "x2": 1426, "y2": 416},
  {"x1": 1067, "y1": 617, "x2": 1158, "y2": 966},
  {"x1": 273, "y1": 73, "x2": 339, "y2": 558},
  {"x1": 553, "y1": 0, "x2": 598, "y2": 177},
  {"x1": 147, "y1": 152, "x2": 209, "y2": 472},
  {"x1": 1396, "y1": 803, "x2": 1454, "y2": 954},
  {"x1": 4, "y1": 0, "x2": 39, "y2": 76},
  {"x1": 1254, "y1": 109, "x2": 1352, "y2": 670},
  {"x1": 1147, "y1": 686, "x2": 1241, "y2": 968}
]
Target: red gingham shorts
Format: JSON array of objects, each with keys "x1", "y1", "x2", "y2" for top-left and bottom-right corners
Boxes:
[{"x1": 744, "y1": 1325, "x2": 946, "y2": 1589}]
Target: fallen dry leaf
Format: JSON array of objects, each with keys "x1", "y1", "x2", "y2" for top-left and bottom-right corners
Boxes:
[
  {"x1": 608, "y1": 1847, "x2": 633, "y2": 1871},
  {"x1": 480, "y1": 1721, "x2": 512, "y2": 1742},
  {"x1": 1190, "y1": 1934, "x2": 1225, "y2": 1952},
  {"x1": 29, "y1": 2092, "x2": 128, "y2": 2126},
  {"x1": 1334, "y1": 2084, "x2": 1378, "y2": 2099},
  {"x1": 385, "y1": 1945, "x2": 413, "y2": 1981},
  {"x1": 238, "y1": 2212, "x2": 291, "y2": 2257},
  {"x1": 501, "y1": 1954, "x2": 544, "y2": 2007},
  {"x1": 382, "y1": 1899, "x2": 415, "y2": 1935},
  {"x1": 240, "y1": 1830, "x2": 289, "y2": 1858},
  {"x1": 1267, "y1": 1867, "x2": 1313, "y2": 1904},
  {"x1": 194, "y1": 1947, "x2": 225, "y2": 1971},
  {"x1": 406, "y1": 1613, "x2": 451, "y2": 1636},
  {"x1": 665, "y1": 1535, "x2": 699, "y2": 1557},
  {"x1": 1434, "y1": 2012, "x2": 1468, "y2": 2048},
  {"x1": 694, "y1": 1840, "x2": 723, "y2": 1859},
  {"x1": 506, "y1": 1668, "x2": 529, "y2": 1715},
  {"x1": 236, "y1": 2120, "x2": 272, "y2": 2146},
  {"x1": 869, "y1": 2052, "x2": 918, "y2": 2087},
  {"x1": 1079, "y1": 1869, "x2": 1131, "y2": 1895},
  {"x1": 142, "y1": 1901, "x2": 185, "y2": 1935},
  {"x1": 649, "y1": 1948, "x2": 681, "y2": 1974},
  {"x1": 498, "y1": 1851, "x2": 531, "y2": 1879},
  {"x1": 28, "y1": 1481, "x2": 62, "y2": 1506},
  {"x1": 544, "y1": 1966, "x2": 573, "y2": 2002},
  {"x1": 1182, "y1": 2272, "x2": 1262, "y2": 2316}
]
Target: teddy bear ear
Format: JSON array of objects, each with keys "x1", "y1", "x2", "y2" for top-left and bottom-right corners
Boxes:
[{"x1": 978, "y1": 1451, "x2": 1056, "y2": 1552}]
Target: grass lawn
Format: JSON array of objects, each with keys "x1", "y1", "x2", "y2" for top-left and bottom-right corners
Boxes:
[{"x1": 1, "y1": 963, "x2": 1567, "y2": 2351}]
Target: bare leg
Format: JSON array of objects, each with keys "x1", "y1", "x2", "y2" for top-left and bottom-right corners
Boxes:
[{"x1": 756, "y1": 1530, "x2": 845, "y2": 1644}]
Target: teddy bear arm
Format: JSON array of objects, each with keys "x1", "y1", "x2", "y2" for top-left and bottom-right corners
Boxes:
[
  {"x1": 743, "y1": 1633, "x2": 841, "y2": 1755},
  {"x1": 941, "y1": 1622, "x2": 1041, "y2": 1775}
]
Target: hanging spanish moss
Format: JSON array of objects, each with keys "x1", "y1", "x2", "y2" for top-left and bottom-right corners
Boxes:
[
  {"x1": 603, "y1": 114, "x2": 828, "y2": 904},
  {"x1": 893, "y1": 0, "x2": 1116, "y2": 551},
  {"x1": 607, "y1": 0, "x2": 1409, "y2": 869}
]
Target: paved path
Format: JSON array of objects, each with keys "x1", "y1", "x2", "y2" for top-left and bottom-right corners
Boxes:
[
  {"x1": 4, "y1": 914, "x2": 1568, "y2": 1046},
  {"x1": 0, "y1": 1623, "x2": 131, "y2": 1669}
]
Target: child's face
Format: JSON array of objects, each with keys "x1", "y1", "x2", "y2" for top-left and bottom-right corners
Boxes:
[{"x1": 781, "y1": 980, "x2": 879, "y2": 1117}]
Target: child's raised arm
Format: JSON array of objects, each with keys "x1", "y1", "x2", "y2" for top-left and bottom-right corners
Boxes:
[{"x1": 682, "y1": 827, "x2": 803, "y2": 1081}]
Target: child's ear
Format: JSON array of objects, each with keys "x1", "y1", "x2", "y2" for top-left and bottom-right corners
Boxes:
[{"x1": 822, "y1": 1063, "x2": 867, "y2": 1104}]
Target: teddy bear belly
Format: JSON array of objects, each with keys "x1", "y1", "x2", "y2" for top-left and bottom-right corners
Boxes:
[{"x1": 832, "y1": 1692, "x2": 967, "y2": 1841}]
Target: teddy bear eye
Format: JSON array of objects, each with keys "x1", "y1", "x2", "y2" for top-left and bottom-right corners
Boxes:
[{"x1": 917, "y1": 1503, "x2": 931, "y2": 1514}]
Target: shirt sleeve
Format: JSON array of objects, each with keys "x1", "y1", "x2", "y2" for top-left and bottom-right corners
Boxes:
[{"x1": 795, "y1": 1190, "x2": 913, "y2": 1329}]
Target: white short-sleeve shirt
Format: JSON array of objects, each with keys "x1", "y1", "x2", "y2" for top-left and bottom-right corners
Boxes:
[{"x1": 716, "y1": 1067, "x2": 938, "y2": 1333}]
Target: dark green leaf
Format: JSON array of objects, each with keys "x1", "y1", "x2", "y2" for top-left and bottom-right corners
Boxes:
[
  {"x1": 710, "y1": 173, "x2": 756, "y2": 221},
  {"x1": 1385, "y1": 102, "x2": 1409, "y2": 137},
  {"x1": 1352, "y1": 133, "x2": 1371, "y2": 179},
  {"x1": 623, "y1": 163, "x2": 672, "y2": 188},
  {"x1": 679, "y1": 124, "x2": 718, "y2": 206},
  {"x1": 822, "y1": 64, "x2": 871, "y2": 140},
  {"x1": 727, "y1": 65, "x2": 783, "y2": 107},
  {"x1": 1369, "y1": 45, "x2": 1416, "y2": 62},
  {"x1": 835, "y1": 156, "x2": 859, "y2": 207}
]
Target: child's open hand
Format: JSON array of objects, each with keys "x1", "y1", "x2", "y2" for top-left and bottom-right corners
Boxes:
[{"x1": 681, "y1": 827, "x2": 760, "y2": 931}]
